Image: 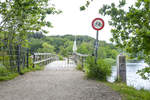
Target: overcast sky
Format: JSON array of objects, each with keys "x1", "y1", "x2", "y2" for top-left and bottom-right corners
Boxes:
[
  {"x1": 45, "y1": 0, "x2": 137, "y2": 43},
  {"x1": 0, "y1": 0, "x2": 136, "y2": 43}
]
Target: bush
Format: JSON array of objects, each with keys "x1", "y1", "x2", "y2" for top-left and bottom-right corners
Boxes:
[
  {"x1": 0, "y1": 64, "x2": 10, "y2": 76},
  {"x1": 85, "y1": 56, "x2": 112, "y2": 81},
  {"x1": 104, "y1": 58, "x2": 116, "y2": 66},
  {"x1": 76, "y1": 64, "x2": 82, "y2": 71},
  {"x1": 59, "y1": 55, "x2": 64, "y2": 60},
  {"x1": 0, "y1": 64, "x2": 19, "y2": 81}
]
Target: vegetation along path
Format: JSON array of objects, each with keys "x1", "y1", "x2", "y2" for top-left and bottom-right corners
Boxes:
[{"x1": 0, "y1": 59, "x2": 121, "y2": 100}]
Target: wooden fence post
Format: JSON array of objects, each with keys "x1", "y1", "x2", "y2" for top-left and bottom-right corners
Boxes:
[{"x1": 117, "y1": 54, "x2": 126, "y2": 83}]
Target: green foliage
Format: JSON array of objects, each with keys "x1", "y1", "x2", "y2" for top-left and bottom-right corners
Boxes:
[
  {"x1": 106, "y1": 82, "x2": 150, "y2": 100},
  {"x1": 98, "y1": 47, "x2": 107, "y2": 59},
  {"x1": 0, "y1": 0, "x2": 60, "y2": 48},
  {"x1": 59, "y1": 40, "x2": 73, "y2": 57},
  {"x1": 0, "y1": 0, "x2": 60, "y2": 75},
  {"x1": 104, "y1": 58, "x2": 116, "y2": 66},
  {"x1": 0, "y1": 73, "x2": 19, "y2": 81},
  {"x1": 80, "y1": 6, "x2": 86, "y2": 11},
  {"x1": 99, "y1": 0, "x2": 150, "y2": 79},
  {"x1": 0, "y1": 64, "x2": 44, "y2": 81},
  {"x1": 0, "y1": 65, "x2": 10, "y2": 76},
  {"x1": 76, "y1": 64, "x2": 82, "y2": 71},
  {"x1": 30, "y1": 38, "x2": 44, "y2": 52},
  {"x1": 37, "y1": 42, "x2": 55, "y2": 53},
  {"x1": 29, "y1": 34, "x2": 119, "y2": 60},
  {"x1": 0, "y1": 63, "x2": 18, "y2": 81},
  {"x1": 80, "y1": 0, "x2": 91, "y2": 11},
  {"x1": 98, "y1": 41, "x2": 119, "y2": 59},
  {"x1": 85, "y1": 56, "x2": 111, "y2": 81},
  {"x1": 58, "y1": 55, "x2": 64, "y2": 60},
  {"x1": 137, "y1": 56, "x2": 150, "y2": 80},
  {"x1": 77, "y1": 42, "x2": 93, "y2": 54}
]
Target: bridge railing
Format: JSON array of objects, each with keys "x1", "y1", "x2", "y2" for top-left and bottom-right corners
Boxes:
[
  {"x1": 72, "y1": 52, "x2": 88, "y2": 69},
  {"x1": 32, "y1": 53, "x2": 59, "y2": 67}
]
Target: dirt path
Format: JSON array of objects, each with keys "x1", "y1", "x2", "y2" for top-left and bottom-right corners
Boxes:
[{"x1": 0, "y1": 60, "x2": 121, "y2": 100}]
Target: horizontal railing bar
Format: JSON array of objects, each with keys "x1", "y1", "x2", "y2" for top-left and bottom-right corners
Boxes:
[
  {"x1": 34, "y1": 53, "x2": 56, "y2": 56},
  {"x1": 33, "y1": 57, "x2": 57, "y2": 64}
]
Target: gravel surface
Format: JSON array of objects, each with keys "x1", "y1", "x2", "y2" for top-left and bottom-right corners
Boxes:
[{"x1": 0, "y1": 60, "x2": 121, "y2": 100}]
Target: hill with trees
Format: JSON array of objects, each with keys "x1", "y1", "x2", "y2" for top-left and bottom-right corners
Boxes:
[{"x1": 29, "y1": 34, "x2": 120, "y2": 63}]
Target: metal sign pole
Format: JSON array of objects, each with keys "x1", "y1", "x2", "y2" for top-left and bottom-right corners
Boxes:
[{"x1": 95, "y1": 30, "x2": 99, "y2": 64}]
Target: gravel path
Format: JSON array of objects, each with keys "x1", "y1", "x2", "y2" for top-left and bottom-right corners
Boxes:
[{"x1": 0, "y1": 60, "x2": 121, "y2": 100}]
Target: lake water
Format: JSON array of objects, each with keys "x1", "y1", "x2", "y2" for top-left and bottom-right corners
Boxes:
[{"x1": 107, "y1": 60, "x2": 150, "y2": 90}]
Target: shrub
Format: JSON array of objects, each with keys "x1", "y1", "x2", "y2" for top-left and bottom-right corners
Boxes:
[
  {"x1": 85, "y1": 56, "x2": 112, "y2": 81},
  {"x1": 104, "y1": 58, "x2": 116, "y2": 66},
  {"x1": 59, "y1": 55, "x2": 64, "y2": 60},
  {"x1": 76, "y1": 63, "x2": 82, "y2": 71},
  {"x1": 0, "y1": 64, "x2": 10, "y2": 76}
]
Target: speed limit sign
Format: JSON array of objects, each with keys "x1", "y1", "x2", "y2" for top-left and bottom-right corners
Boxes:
[{"x1": 92, "y1": 18, "x2": 104, "y2": 31}]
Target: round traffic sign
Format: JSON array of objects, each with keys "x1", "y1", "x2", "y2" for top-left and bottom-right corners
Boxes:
[{"x1": 92, "y1": 18, "x2": 104, "y2": 31}]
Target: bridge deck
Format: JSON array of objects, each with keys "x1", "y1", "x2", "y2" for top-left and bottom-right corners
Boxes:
[
  {"x1": 0, "y1": 59, "x2": 121, "y2": 100},
  {"x1": 45, "y1": 58, "x2": 76, "y2": 70}
]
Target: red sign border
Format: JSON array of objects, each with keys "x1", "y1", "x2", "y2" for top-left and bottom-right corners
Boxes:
[{"x1": 92, "y1": 18, "x2": 104, "y2": 31}]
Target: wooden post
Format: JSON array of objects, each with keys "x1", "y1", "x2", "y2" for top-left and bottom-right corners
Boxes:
[{"x1": 117, "y1": 54, "x2": 126, "y2": 83}]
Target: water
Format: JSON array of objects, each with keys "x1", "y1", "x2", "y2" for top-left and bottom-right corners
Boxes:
[{"x1": 107, "y1": 60, "x2": 150, "y2": 90}]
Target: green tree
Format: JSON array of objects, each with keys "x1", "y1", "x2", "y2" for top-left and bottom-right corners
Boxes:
[
  {"x1": 59, "y1": 40, "x2": 73, "y2": 57},
  {"x1": 37, "y1": 42, "x2": 55, "y2": 53},
  {"x1": 77, "y1": 42, "x2": 94, "y2": 54},
  {"x1": 99, "y1": 0, "x2": 150, "y2": 79},
  {"x1": 29, "y1": 38, "x2": 43, "y2": 52},
  {"x1": 0, "y1": 0, "x2": 61, "y2": 48}
]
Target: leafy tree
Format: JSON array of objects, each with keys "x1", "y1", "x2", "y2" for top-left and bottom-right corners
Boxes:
[
  {"x1": 0, "y1": 0, "x2": 61, "y2": 48},
  {"x1": 59, "y1": 40, "x2": 73, "y2": 57},
  {"x1": 77, "y1": 42, "x2": 94, "y2": 54},
  {"x1": 29, "y1": 38, "x2": 43, "y2": 52},
  {"x1": 99, "y1": 0, "x2": 150, "y2": 79},
  {"x1": 59, "y1": 46, "x2": 68, "y2": 57},
  {"x1": 37, "y1": 42, "x2": 55, "y2": 53}
]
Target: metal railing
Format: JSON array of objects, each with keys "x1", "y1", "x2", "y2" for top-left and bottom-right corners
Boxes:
[
  {"x1": 0, "y1": 45, "x2": 30, "y2": 74},
  {"x1": 0, "y1": 45, "x2": 58, "y2": 74},
  {"x1": 72, "y1": 52, "x2": 88, "y2": 69}
]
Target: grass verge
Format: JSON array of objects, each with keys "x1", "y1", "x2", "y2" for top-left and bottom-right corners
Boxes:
[
  {"x1": 104, "y1": 82, "x2": 150, "y2": 100},
  {"x1": 0, "y1": 73, "x2": 19, "y2": 81},
  {"x1": 0, "y1": 65, "x2": 44, "y2": 81}
]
